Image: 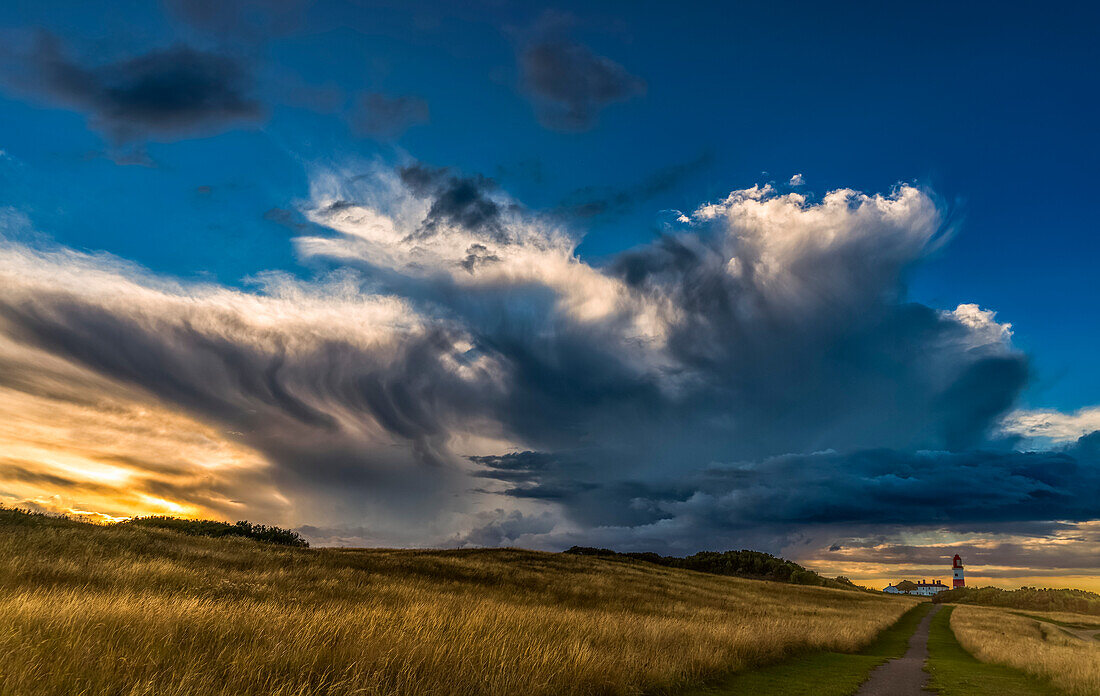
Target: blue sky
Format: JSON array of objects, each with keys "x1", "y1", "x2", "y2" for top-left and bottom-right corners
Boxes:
[{"x1": 1, "y1": 1, "x2": 1098, "y2": 586}]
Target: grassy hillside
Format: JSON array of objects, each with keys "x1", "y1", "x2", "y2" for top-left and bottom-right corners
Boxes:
[
  {"x1": 0, "y1": 507, "x2": 914, "y2": 696},
  {"x1": 565, "y1": 546, "x2": 869, "y2": 591},
  {"x1": 941, "y1": 605, "x2": 1099, "y2": 696},
  {"x1": 933, "y1": 586, "x2": 1100, "y2": 616},
  {"x1": 925, "y1": 606, "x2": 1065, "y2": 696}
]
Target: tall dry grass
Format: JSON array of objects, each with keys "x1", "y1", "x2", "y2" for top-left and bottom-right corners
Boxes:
[
  {"x1": 0, "y1": 518, "x2": 914, "y2": 695},
  {"x1": 950, "y1": 604, "x2": 1100, "y2": 696}
]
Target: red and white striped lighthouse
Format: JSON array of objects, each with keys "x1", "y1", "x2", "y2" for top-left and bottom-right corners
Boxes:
[{"x1": 952, "y1": 554, "x2": 965, "y2": 588}]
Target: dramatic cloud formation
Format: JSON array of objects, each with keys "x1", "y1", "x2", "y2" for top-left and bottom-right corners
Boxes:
[
  {"x1": 2, "y1": 168, "x2": 1098, "y2": 584},
  {"x1": 1, "y1": 33, "x2": 262, "y2": 143},
  {"x1": 517, "y1": 18, "x2": 645, "y2": 131}
]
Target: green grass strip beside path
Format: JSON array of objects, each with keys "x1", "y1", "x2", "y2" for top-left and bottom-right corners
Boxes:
[
  {"x1": 689, "y1": 602, "x2": 932, "y2": 696},
  {"x1": 925, "y1": 606, "x2": 1064, "y2": 696}
]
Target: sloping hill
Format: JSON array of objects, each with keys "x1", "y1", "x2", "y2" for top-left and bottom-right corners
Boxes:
[
  {"x1": 933, "y1": 586, "x2": 1100, "y2": 616},
  {"x1": 0, "y1": 506, "x2": 914, "y2": 696}
]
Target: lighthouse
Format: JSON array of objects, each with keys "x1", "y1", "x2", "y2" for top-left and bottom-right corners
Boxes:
[{"x1": 952, "y1": 554, "x2": 965, "y2": 588}]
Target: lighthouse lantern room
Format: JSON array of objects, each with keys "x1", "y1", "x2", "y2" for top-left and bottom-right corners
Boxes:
[{"x1": 952, "y1": 554, "x2": 965, "y2": 588}]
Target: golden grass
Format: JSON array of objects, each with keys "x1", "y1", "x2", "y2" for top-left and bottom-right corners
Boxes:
[
  {"x1": 0, "y1": 520, "x2": 915, "y2": 696},
  {"x1": 949, "y1": 604, "x2": 1100, "y2": 696}
]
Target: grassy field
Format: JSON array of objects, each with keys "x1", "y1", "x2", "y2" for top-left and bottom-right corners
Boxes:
[
  {"x1": 0, "y1": 508, "x2": 915, "y2": 696},
  {"x1": 926, "y1": 606, "x2": 1064, "y2": 696},
  {"x1": 945, "y1": 605, "x2": 1100, "y2": 696},
  {"x1": 690, "y1": 603, "x2": 933, "y2": 696}
]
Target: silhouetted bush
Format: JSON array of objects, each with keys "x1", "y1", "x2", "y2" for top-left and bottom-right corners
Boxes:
[
  {"x1": 0, "y1": 505, "x2": 79, "y2": 528},
  {"x1": 564, "y1": 546, "x2": 868, "y2": 591},
  {"x1": 124, "y1": 516, "x2": 308, "y2": 547}
]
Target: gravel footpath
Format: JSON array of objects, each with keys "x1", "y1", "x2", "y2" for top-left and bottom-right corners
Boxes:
[{"x1": 855, "y1": 604, "x2": 942, "y2": 696}]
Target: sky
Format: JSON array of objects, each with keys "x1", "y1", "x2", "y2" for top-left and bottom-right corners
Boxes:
[{"x1": 0, "y1": 0, "x2": 1098, "y2": 591}]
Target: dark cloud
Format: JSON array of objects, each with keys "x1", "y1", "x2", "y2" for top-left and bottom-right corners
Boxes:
[
  {"x1": 468, "y1": 437, "x2": 1100, "y2": 556},
  {"x1": 460, "y1": 244, "x2": 501, "y2": 273},
  {"x1": 518, "y1": 26, "x2": 645, "y2": 131},
  {"x1": 4, "y1": 33, "x2": 262, "y2": 143},
  {"x1": 350, "y1": 92, "x2": 429, "y2": 139},
  {"x1": 448, "y1": 509, "x2": 558, "y2": 547},
  {"x1": 398, "y1": 164, "x2": 514, "y2": 242}
]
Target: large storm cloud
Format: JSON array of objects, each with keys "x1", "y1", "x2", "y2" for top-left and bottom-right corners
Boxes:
[{"x1": 1, "y1": 167, "x2": 1097, "y2": 564}]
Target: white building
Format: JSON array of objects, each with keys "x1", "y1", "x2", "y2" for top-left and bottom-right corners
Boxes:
[
  {"x1": 911, "y1": 580, "x2": 949, "y2": 596},
  {"x1": 883, "y1": 579, "x2": 949, "y2": 596}
]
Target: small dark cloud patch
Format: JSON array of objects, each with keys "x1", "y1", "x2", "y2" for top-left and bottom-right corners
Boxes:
[
  {"x1": 4, "y1": 33, "x2": 262, "y2": 143},
  {"x1": 470, "y1": 450, "x2": 558, "y2": 481},
  {"x1": 399, "y1": 164, "x2": 513, "y2": 242},
  {"x1": 350, "y1": 92, "x2": 429, "y2": 139},
  {"x1": 195, "y1": 185, "x2": 213, "y2": 195},
  {"x1": 518, "y1": 19, "x2": 645, "y2": 131},
  {"x1": 460, "y1": 244, "x2": 501, "y2": 273}
]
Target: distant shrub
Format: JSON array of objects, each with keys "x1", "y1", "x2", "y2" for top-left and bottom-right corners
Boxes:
[
  {"x1": 933, "y1": 586, "x2": 1100, "y2": 616},
  {"x1": 564, "y1": 545, "x2": 868, "y2": 591},
  {"x1": 124, "y1": 517, "x2": 309, "y2": 547},
  {"x1": 0, "y1": 505, "x2": 78, "y2": 528}
]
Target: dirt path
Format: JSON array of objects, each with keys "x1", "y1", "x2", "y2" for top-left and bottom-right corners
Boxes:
[
  {"x1": 855, "y1": 604, "x2": 942, "y2": 696},
  {"x1": 1033, "y1": 618, "x2": 1100, "y2": 642}
]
